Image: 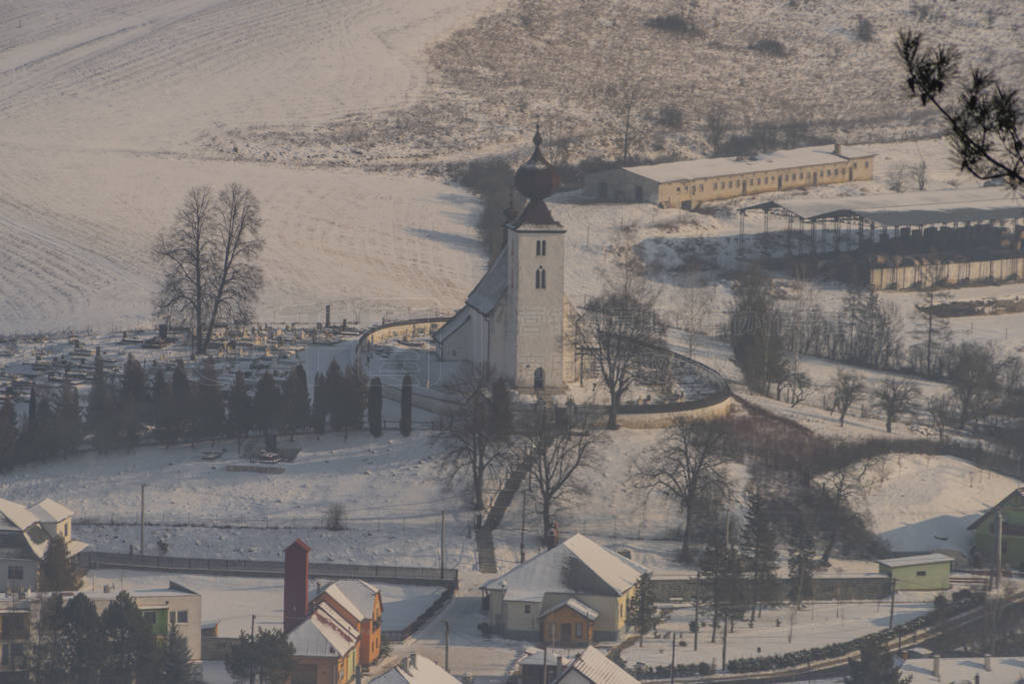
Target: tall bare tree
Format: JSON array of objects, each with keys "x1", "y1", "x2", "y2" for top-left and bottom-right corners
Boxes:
[
  {"x1": 871, "y1": 378, "x2": 920, "y2": 433},
  {"x1": 828, "y1": 370, "x2": 864, "y2": 427},
  {"x1": 435, "y1": 363, "x2": 510, "y2": 512},
  {"x1": 631, "y1": 418, "x2": 732, "y2": 559},
  {"x1": 153, "y1": 184, "x2": 265, "y2": 354},
  {"x1": 581, "y1": 269, "x2": 666, "y2": 428},
  {"x1": 517, "y1": 401, "x2": 605, "y2": 539}
]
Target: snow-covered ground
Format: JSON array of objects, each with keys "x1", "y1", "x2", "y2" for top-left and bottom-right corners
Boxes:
[{"x1": 621, "y1": 599, "x2": 933, "y2": 669}]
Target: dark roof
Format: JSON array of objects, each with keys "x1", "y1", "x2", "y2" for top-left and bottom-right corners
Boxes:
[
  {"x1": 466, "y1": 245, "x2": 508, "y2": 315},
  {"x1": 286, "y1": 538, "x2": 311, "y2": 552},
  {"x1": 968, "y1": 487, "x2": 1024, "y2": 530}
]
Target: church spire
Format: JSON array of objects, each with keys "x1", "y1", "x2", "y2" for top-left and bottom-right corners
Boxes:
[{"x1": 511, "y1": 125, "x2": 561, "y2": 227}]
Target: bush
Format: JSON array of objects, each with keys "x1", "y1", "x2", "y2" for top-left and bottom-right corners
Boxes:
[
  {"x1": 748, "y1": 38, "x2": 787, "y2": 57},
  {"x1": 324, "y1": 503, "x2": 346, "y2": 531},
  {"x1": 855, "y1": 16, "x2": 874, "y2": 42},
  {"x1": 645, "y1": 13, "x2": 703, "y2": 37},
  {"x1": 658, "y1": 106, "x2": 684, "y2": 129}
]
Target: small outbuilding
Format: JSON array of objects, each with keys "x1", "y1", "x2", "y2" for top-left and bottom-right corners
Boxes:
[{"x1": 876, "y1": 553, "x2": 953, "y2": 591}]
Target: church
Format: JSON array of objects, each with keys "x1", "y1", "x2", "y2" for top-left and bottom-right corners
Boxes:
[{"x1": 434, "y1": 129, "x2": 577, "y2": 391}]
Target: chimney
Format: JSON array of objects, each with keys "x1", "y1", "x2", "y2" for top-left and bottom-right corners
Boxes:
[
  {"x1": 283, "y1": 539, "x2": 311, "y2": 633},
  {"x1": 932, "y1": 655, "x2": 941, "y2": 679},
  {"x1": 833, "y1": 142, "x2": 843, "y2": 156},
  {"x1": 984, "y1": 653, "x2": 992, "y2": 671}
]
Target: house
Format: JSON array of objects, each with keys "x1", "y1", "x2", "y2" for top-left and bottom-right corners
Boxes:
[
  {"x1": 519, "y1": 648, "x2": 583, "y2": 684},
  {"x1": 433, "y1": 129, "x2": 577, "y2": 391},
  {"x1": 288, "y1": 601, "x2": 360, "y2": 684},
  {"x1": 88, "y1": 582, "x2": 202, "y2": 661},
  {"x1": 551, "y1": 646, "x2": 639, "y2": 684},
  {"x1": 876, "y1": 554, "x2": 953, "y2": 591},
  {"x1": 584, "y1": 144, "x2": 874, "y2": 208},
  {"x1": 0, "y1": 594, "x2": 38, "y2": 675},
  {"x1": 311, "y1": 579, "x2": 383, "y2": 666},
  {"x1": 370, "y1": 653, "x2": 459, "y2": 684},
  {"x1": 482, "y1": 534, "x2": 647, "y2": 642},
  {"x1": 900, "y1": 655, "x2": 1024, "y2": 683},
  {"x1": 968, "y1": 486, "x2": 1024, "y2": 570},
  {"x1": 0, "y1": 497, "x2": 87, "y2": 592}
]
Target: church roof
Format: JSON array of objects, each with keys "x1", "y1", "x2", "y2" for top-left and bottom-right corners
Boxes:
[{"x1": 465, "y1": 244, "x2": 508, "y2": 315}]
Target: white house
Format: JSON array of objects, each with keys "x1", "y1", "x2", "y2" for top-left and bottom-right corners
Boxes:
[
  {"x1": 434, "y1": 129, "x2": 576, "y2": 392},
  {"x1": 88, "y1": 582, "x2": 202, "y2": 662},
  {"x1": 0, "y1": 497, "x2": 87, "y2": 593},
  {"x1": 370, "y1": 653, "x2": 460, "y2": 684},
  {"x1": 552, "y1": 647, "x2": 639, "y2": 684},
  {"x1": 482, "y1": 534, "x2": 647, "y2": 642}
]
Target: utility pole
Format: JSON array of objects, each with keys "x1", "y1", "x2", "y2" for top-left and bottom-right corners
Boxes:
[
  {"x1": 889, "y1": 575, "x2": 896, "y2": 629},
  {"x1": 995, "y1": 511, "x2": 1004, "y2": 590},
  {"x1": 542, "y1": 645, "x2": 548, "y2": 684},
  {"x1": 139, "y1": 483, "x2": 146, "y2": 556},
  {"x1": 520, "y1": 475, "x2": 527, "y2": 564},
  {"x1": 249, "y1": 614, "x2": 256, "y2": 684},
  {"x1": 669, "y1": 632, "x2": 677, "y2": 684},
  {"x1": 443, "y1": 620, "x2": 450, "y2": 671},
  {"x1": 693, "y1": 571, "x2": 700, "y2": 651},
  {"x1": 721, "y1": 599, "x2": 728, "y2": 672},
  {"x1": 721, "y1": 512, "x2": 730, "y2": 671},
  {"x1": 440, "y1": 510, "x2": 446, "y2": 581}
]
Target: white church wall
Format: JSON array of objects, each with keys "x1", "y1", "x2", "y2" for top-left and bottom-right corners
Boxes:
[{"x1": 511, "y1": 229, "x2": 566, "y2": 389}]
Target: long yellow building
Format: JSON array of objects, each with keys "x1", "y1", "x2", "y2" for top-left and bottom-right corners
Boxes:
[{"x1": 585, "y1": 144, "x2": 874, "y2": 208}]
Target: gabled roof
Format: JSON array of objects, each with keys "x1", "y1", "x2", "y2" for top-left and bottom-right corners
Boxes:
[
  {"x1": 968, "y1": 487, "x2": 1024, "y2": 530},
  {"x1": 316, "y1": 579, "x2": 379, "y2": 622},
  {"x1": 878, "y1": 553, "x2": 953, "y2": 569},
  {"x1": 552, "y1": 647, "x2": 638, "y2": 684},
  {"x1": 466, "y1": 245, "x2": 508, "y2": 315},
  {"x1": 29, "y1": 499, "x2": 73, "y2": 523},
  {"x1": 483, "y1": 534, "x2": 646, "y2": 602},
  {"x1": 0, "y1": 499, "x2": 38, "y2": 532},
  {"x1": 622, "y1": 145, "x2": 872, "y2": 183},
  {"x1": 433, "y1": 305, "x2": 471, "y2": 344},
  {"x1": 370, "y1": 654, "x2": 460, "y2": 684},
  {"x1": 288, "y1": 603, "x2": 359, "y2": 659},
  {"x1": 540, "y1": 598, "x2": 599, "y2": 621}
]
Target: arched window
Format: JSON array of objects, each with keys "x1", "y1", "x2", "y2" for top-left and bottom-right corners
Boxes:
[
  {"x1": 534, "y1": 367, "x2": 545, "y2": 390},
  {"x1": 535, "y1": 266, "x2": 546, "y2": 289}
]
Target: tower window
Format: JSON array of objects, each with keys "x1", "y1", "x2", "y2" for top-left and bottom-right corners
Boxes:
[
  {"x1": 536, "y1": 240, "x2": 546, "y2": 256},
  {"x1": 535, "y1": 266, "x2": 546, "y2": 289}
]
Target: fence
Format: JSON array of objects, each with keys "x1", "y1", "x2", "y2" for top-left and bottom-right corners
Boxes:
[
  {"x1": 651, "y1": 573, "x2": 891, "y2": 603},
  {"x1": 78, "y1": 551, "x2": 458, "y2": 587}
]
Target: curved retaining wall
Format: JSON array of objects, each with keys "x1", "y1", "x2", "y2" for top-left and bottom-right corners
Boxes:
[{"x1": 358, "y1": 316, "x2": 733, "y2": 428}]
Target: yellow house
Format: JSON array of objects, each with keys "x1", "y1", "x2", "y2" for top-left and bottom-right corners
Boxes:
[
  {"x1": 482, "y1": 534, "x2": 645, "y2": 642},
  {"x1": 585, "y1": 144, "x2": 874, "y2": 209},
  {"x1": 877, "y1": 553, "x2": 953, "y2": 591}
]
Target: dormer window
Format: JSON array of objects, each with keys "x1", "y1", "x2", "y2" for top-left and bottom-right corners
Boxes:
[
  {"x1": 535, "y1": 266, "x2": 546, "y2": 289},
  {"x1": 536, "y1": 240, "x2": 546, "y2": 256}
]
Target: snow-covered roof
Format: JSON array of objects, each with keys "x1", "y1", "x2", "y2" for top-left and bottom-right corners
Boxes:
[
  {"x1": 370, "y1": 654, "x2": 460, "y2": 684},
  {"x1": 466, "y1": 244, "x2": 508, "y2": 315},
  {"x1": 743, "y1": 185, "x2": 1024, "y2": 227},
  {"x1": 318, "y1": 579, "x2": 379, "y2": 622},
  {"x1": 0, "y1": 499, "x2": 39, "y2": 532},
  {"x1": 899, "y1": 656, "x2": 1024, "y2": 682},
  {"x1": 483, "y1": 534, "x2": 647, "y2": 602},
  {"x1": 288, "y1": 603, "x2": 359, "y2": 659},
  {"x1": 622, "y1": 146, "x2": 871, "y2": 183},
  {"x1": 29, "y1": 498, "x2": 73, "y2": 523},
  {"x1": 967, "y1": 487, "x2": 1024, "y2": 530},
  {"x1": 540, "y1": 598, "x2": 599, "y2": 621},
  {"x1": 552, "y1": 647, "x2": 639, "y2": 684},
  {"x1": 877, "y1": 553, "x2": 953, "y2": 569}
]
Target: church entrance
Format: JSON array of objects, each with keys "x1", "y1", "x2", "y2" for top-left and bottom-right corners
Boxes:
[{"x1": 534, "y1": 367, "x2": 545, "y2": 390}]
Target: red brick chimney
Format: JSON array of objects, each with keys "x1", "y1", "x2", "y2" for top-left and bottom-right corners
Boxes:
[{"x1": 284, "y1": 538, "x2": 311, "y2": 633}]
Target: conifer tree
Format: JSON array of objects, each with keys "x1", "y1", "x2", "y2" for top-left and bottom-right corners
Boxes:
[
  {"x1": 626, "y1": 572, "x2": 660, "y2": 646},
  {"x1": 194, "y1": 357, "x2": 224, "y2": 438},
  {"x1": 120, "y1": 354, "x2": 147, "y2": 446},
  {"x1": 159, "y1": 624, "x2": 202, "y2": 683},
  {"x1": 399, "y1": 374, "x2": 413, "y2": 436},
  {"x1": 55, "y1": 377, "x2": 83, "y2": 456},
  {"x1": 311, "y1": 372, "x2": 326, "y2": 435},
  {"x1": 787, "y1": 514, "x2": 817, "y2": 606},
  {"x1": 252, "y1": 371, "x2": 281, "y2": 435},
  {"x1": 101, "y1": 591, "x2": 160, "y2": 683},
  {"x1": 152, "y1": 369, "x2": 176, "y2": 445},
  {"x1": 368, "y1": 377, "x2": 383, "y2": 437},
  {"x1": 38, "y1": 536, "x2": 83, "y2": 591},
  {"x1": 0, "y1": 397, "x2": 19, "y2": 471},
  {"x1": 88, "y1": 348, "x2": 119, "y2": 452},
  {"x1": 338, "y1": 364, "x2": 366, "y2": 431},
  {"x1": 741, "y1": 487, "x2": 778, "y2": 621},
  {"x1": 700, "y1": 528, "x2": 743, "y2": 643},
  {"x1": 227, "y1": 371, "x2": 252, "y2": 442},
  {"x1": 324, "y1": 360, "x2": 345, "y2": 431},
  {"x1": 171, "y1": 360, "x2": 193, "y2": 442},
  {"x1": 225, "y1": 628, "x2": 295, "y2": 684},
  {"x1": 282, "y1": 364, "x2": 310, "y2": 438},
  {"x1": 33, "y1": 395, "x2": 58, "y2": 460}
]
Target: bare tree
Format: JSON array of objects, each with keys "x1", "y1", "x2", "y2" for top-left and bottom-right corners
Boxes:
[
  {"x1": 779, "y1": 370, "x2": 812, "y2": 407},
  {"x1": 676, "y1": 284, "x2": 714, "y2": 357},
  {"x1": 946, "y1": 341, "x2": 1001, "y2": 428},
  {"x1": 898, "y1": 31, "x2": 1024, "y2": 192},
  {"x1": 816, "y1": 456, "x2": 879, "y2": 564},
  {"x1": 581, "y1": 269, "x2": 666, "y2": 428},
  {"x1": 885, "y1": 166, "x2": 907, "y2": 192},
  {"x1": 602, "y1": 49, "x2": 654, "y2": 163},
  {"x1": 910, "y1": 160, "x2": 928, "y2": 190},
  {"x1": 435, "y1": 363, "x2": 510, "y2": 512},
  {"x1": 828, "y1": 370, "x2": 864, "y2": 427},
  {"x1": 911, "y1": 278, "x2": 951, "y2": 377},
  {"x1": 517, "y1": 401, "x2": 605, "y2": 539},
  {"x1": 871, "y1": 378, "x2": 920, "y2": 433},
  {"x1": 926, "y1": 393, "x2": 957, "y2": 442},
  {"x1": 704, "y1": 110, "x2": 730, "y2": 156},
  {"x1": 153, "y1": 184, "x2": 265, "y2": 354},
  {"x1": 631, "y1": 418, "x2": 732, "y2": 559}
]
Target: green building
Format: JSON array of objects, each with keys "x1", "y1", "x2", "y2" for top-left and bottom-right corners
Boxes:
[
  {"x1": 968, "y1": 487, "x2": 1024, "y2": 570},
  {"x1": 877, "y1": 554, "x2": 953, "y2": 591}
]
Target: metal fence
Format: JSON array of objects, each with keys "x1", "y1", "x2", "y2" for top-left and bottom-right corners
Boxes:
[{"x1": 78, "y1": 551, "x2": 458, "y2": 587}]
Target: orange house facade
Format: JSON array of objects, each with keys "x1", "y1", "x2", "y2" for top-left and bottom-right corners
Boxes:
[
  {"x1": 312, "y1": 579, "x2": 383, "y2": 667},
  {"x1": 540, "y1": 599, "x2": 597, "y2": 647}
]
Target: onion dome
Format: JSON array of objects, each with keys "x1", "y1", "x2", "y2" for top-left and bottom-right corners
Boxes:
[{"x1": 514, "y1": 125, "x2": 560, "y2": 201}]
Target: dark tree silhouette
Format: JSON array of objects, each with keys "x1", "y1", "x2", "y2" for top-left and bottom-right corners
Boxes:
[
  {"x1": 399, "y1": 374, "x2": 413, "y2": 436},
  {"x1": 368, "y1": 377, "x2": 383, "y2": 437}
]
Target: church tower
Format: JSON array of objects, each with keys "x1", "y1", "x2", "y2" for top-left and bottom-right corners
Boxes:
[{"x1": 505, "y1": 127, "x2": 566, "y2": 390}]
